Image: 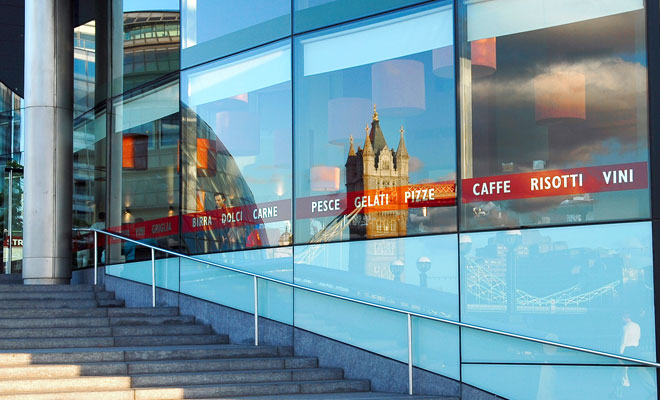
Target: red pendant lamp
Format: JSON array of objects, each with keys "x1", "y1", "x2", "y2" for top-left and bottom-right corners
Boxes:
[
  {"x1": 534, "y1": 69, "x2": 586, "y2": 125},
  {"x1": 471, "y1": 37, "x2": 497, "y2": 79}
]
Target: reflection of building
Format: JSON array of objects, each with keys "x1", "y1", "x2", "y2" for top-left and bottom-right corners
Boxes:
[
  {"x1": 345, "y1": 107, "x2": 409, "y2": 239},
  {"x1": 122, "y1": 12, "x2": 180, "y2": 92}
]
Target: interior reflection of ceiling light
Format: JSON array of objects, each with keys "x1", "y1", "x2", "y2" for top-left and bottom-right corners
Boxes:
[
  {"x1": 372, "y1": 59, "x2": 425, "y2": 118},
  {"x1": 310, "y1": 165, "x2": 340, "y2": 192},
  {"x1": 122, "y1": 134, "x2": 148, "y2": 171},
  {"x1": 432, "y1": 45, "x2": 453, "y2": 79},
  {"x1": 534, "y1": 70, "x2": 586, "y2": 125},
  {"x1": 471, "y1": 37, "x2": 496, "y2": 79}
]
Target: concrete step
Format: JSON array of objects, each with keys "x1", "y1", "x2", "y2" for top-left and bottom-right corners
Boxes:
[
  {"x1": 0, "y1": 276, "x2": 22, "y2": 286},
  {"x1": 0, "y1": 334, "x2": 229, "y2": 349},
  {"x1": 0, "y1": 363, "x2": 129, "y2": 379},
  {"x1": 0, "y1": 376, "x2": 132, "y2": 393},
  {"x1": 98, "y1": 299, "x2": 125, "y2": 308},
  {"x1": 0, "y1": 324, "x2": 210, "y2": 339},
  {"x1": 0, "y1": 317, "x2": 110, "y2": 329},
  {"x1": 0, "y1": 327, "x2": 112, "y2": 339},
  {"x1": 0, "y1": 300, "x2": 100, "y2": 309},
  {"x1": 0, "y1": 314, "x2": 193, "y2": 329},
  {"x1": 132, "y1": 380, "x2": 371, "y2": 399},
  {"x1": 131, "y1": 368, "x2": 344, "y2": 387},
  {"x1": 109, "y1": 315, "x2": 195, "y2": 326},
  {"x1": 0, "y1": 379, "x2": 370, "y2": 400},
  {"x1": 123, "y1": 345, "x2": 293, "y2": 362},
  {"x1": 106, "y1": 307, "x2": 180, "y2": 317},
  {"x1": 0, "y1": 285, "x2": 94, "y2": 292},
  {"x1": 0, "y1": 292, "x2": 112, "y2": 300},
  {"x1": 0, "y1": 309, "x2": 109, "y2": 318},
  {"x1": 0, "y1": 337, "x2": 115, "y2": 350},
  {"x1": 0, "y1": 389, "x2": 134, "y2": 400},
  {"x1": 113, "y1": 334, "x2": 229, "y2": 347},
  {"x1": 0, "y1": 345, "x2": 291, "y2": 365},
  {"x1": 0, "y1": 307, "x2": 178, "y2": 319},
  {"x1": 111, "y1": 324, "x2": 211, "y2": 337},
  {"x1": 0, "y1": 298, "x2": 124, "y2": 309},
  {"x1": 127, "y1": 356, "x2": 318, "y2": 375},
  {"x1": 0, "y1": 357, "x2": 317, "y2": 379}
]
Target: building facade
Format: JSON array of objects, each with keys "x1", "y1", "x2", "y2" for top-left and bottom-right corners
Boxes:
[{"x1": 7, "y1": 0, "x2": 660, "y2": 398}]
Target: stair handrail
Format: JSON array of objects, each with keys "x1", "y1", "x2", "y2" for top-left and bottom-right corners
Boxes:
[{"x1": 73, "y1": 227, "x2": 660, "y2": 395}]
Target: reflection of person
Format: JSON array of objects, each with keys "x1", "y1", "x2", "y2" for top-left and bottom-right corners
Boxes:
[
  {"x1": 214, "y1": 192, "x2": 238, "y2": 250},
  {"x1": 620, "y1": 313, "x2": 641, "y2": 388},
  {"x1": 536, "y1": 333, "x2": 559, "y2": 400}
]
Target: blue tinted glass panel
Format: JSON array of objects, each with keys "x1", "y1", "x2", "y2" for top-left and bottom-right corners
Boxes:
[
  {"x1": 294, "y1": 0, "x2": 425, "y2": 33},
  {"x1": 294, "y1": 2, "x2": 457, "y2": 244},
  {"x1": 460, "y1": 222, "x2": 656, "y2": 362},
  {"x1": 412, "y1": 317, "x2": 459, "y2": 379},
  {"x1": 462, "y1": 328, "x2": 625, "y2": 365},
  {"x1": 462, "y1": 364, "x2": 657, "y2": 400},
  {"x1": 294, "y1": 235, "x2": 458, "y2": 320},
  {"x1": 459, "y1": 0, "x2": 650, "y2": 230},
  {"x1": 294, "y1": 289, "x2": 408, "y2": 362},
  {"x1": 105, "y1": 257, "x2": 180, "y2": 291},
  {"x1": 180, "y1": 257, "x2": 254, "y2": 313},
  {"x1": 181, "y1": 42, "x2": 292, "y2": 254},
  {"x1": 182, "y1": 0, "x2": 290, "y2": 68}
]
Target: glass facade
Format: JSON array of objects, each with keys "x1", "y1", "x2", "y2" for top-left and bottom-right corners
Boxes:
[{"x1": 63, "y1": 0, "x2": 660, "y2": 399}]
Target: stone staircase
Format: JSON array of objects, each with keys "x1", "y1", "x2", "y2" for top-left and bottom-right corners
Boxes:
[{"x1": 0, "y1": 280, "x2": 375, "y2": 399}]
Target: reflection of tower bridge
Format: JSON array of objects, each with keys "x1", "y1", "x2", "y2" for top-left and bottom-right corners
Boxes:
[{"x1": 465, "y1": 257, "x2": 620, "y2": 312}]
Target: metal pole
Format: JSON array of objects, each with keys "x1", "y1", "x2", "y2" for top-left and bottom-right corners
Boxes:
[
  {"x1": 151, "y1": 248, "x2": 156, "y2": 307},
  {"x1": 407, "y1": 313, "x2": 413, "y2": 396},
  {"x1": 6, "y1": 169, "x2": 12, "y2": 275},
  {"x1": 93, "y1": 230, "x2": 97, "y2": 285},
  {"x1": 254, "y1": 275, "x2": 259, "y2": 346}
]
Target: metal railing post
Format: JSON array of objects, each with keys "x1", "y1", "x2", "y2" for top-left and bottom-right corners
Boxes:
[
  {"x1": 151, "y1": 248, "x2": 156, "y2": 307},
  {"x1": 254, "y1": 276, "x2": 259, "y2": 346},
  {"x1": 407, "y1": 313, "x2": 413, "y2": 396},
  {"x1": 93, "y1": 230, "x2": 98, "y2": 285}
]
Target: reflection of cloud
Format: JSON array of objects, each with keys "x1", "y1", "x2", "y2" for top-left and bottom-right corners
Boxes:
[
  {"x1": 409, "y1": 206, "x2": 456, "y2": 233},
  {"x1": 473, "y1": 57, "x2": 646, "y2": 164},
  {"x1": 409, "y1": 156, "x2": 424, "y2": 173},
  {"x1": 420, "y1": 171, "x2": 456, "y2": 184}
]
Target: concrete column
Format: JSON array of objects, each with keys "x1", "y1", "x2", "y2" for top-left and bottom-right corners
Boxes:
[{"x1": 23, "y1": 0, "x2": 73, "y2": 284}]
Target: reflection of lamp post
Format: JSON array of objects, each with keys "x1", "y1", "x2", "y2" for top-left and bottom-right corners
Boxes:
[
  {"x1": 390, "y1": 259, "x2": 404, "y2": 282},
  {"x1": 416, "y1": 256, "x2": 431, "y2": 288},
  {"x1": 504, "y1": 230, "x2": 521, "y2": 316}
]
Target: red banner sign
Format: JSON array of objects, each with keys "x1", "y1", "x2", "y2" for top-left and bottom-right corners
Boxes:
[
  {"x1": 182, "y1": 199, "x2": 292, "y2": 233},
  {"x1": 462, "y1": 162, "x2": 648, "y2": 203},
  {"x1": 296, "y1": 181, "x2": 456, "y2": 220}
]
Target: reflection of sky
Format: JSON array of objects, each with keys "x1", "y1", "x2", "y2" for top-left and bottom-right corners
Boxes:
[
  {"x1": 295, "y1": 4, "x2": 456, "y2": 191},
  {"x1": 123, "y1": 0, "x2": 179, "y2": 12},
  {"x1": 295, "y1": 50, "x2": 456, "y2": 191},
  {"x1": 192, "y1": 0, "x2": 289, "y2": 44},
  {"x1": 461, "y1": 222, "x2": 652, "y2": 267}
]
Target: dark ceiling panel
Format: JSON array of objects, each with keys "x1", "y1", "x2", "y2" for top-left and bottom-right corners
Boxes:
[{"x1": 0, "y1": 0, "x2": 23, "y2": 97}]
